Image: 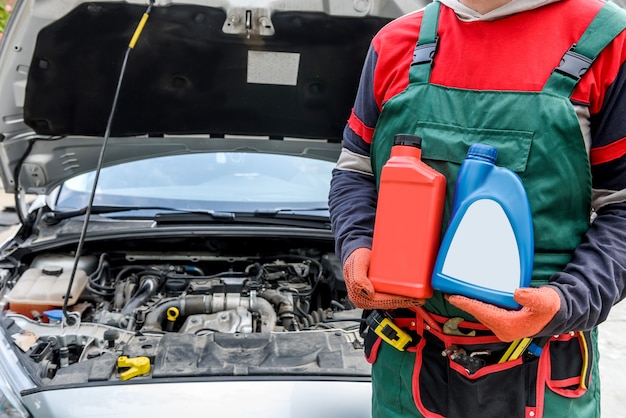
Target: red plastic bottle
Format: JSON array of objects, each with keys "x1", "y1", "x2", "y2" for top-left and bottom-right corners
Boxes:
[{"x1": 368, "y1": 134, "x2": 446, "y2": 299}]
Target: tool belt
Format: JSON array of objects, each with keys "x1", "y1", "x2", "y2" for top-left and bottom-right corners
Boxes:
[{"x1": 363, "y1": 309, "x2": 593, "y2": 418}]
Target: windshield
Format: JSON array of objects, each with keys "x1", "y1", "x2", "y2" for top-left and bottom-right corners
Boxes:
[{"x1": 56, "y1": 152, "x2": 334, "y2": 213}]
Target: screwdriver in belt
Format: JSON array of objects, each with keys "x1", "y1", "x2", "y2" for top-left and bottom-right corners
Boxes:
[
  {"x1": 499, "y1": 336, "x2": 550, "y2": 363},
  {"x1": 498, "y1": 338, "x2": 533, "y2": 363}
]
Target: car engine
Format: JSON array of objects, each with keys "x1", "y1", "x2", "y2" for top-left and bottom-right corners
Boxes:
[{"x1": 0, "y1": 238, "x2": 368, "y2": 384}]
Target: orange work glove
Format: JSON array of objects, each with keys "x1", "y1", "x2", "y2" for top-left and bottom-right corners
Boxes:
[
  {"x1": 447, "y1": 287, "x2": 561, "y2": 342},
  {"x1": 343, "y1": 247, "x2": 425, "y2": 310}
]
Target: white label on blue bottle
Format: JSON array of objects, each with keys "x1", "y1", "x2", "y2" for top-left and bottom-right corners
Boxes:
[{"x1": 441, "y1": 199, "x2": 521, "y2": 293}]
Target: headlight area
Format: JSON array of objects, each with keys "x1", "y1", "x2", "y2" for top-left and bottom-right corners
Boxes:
[
  {"x1": 0, "y1": 328, "x2": 34, "y2": 418},
  {"x1": 0, "y1": 392, "x2": 29, "y2": 418}
]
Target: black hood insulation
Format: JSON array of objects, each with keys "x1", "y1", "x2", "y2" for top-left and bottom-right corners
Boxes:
[{"x1": 24, "y1": 3, "x2": 390, "y2": 141}]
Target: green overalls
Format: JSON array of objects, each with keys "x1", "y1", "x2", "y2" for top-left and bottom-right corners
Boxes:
[{"x1": 366, "y1": 2, "x2": 626, "y2": 417}]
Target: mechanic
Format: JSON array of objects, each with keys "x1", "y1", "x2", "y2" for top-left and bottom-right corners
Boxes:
[{"x1": 328, "y1": 0, "x2": 626, "y2": 416}]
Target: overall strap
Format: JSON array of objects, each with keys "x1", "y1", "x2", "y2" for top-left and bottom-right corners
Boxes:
[
  {"x1": 409, "y1": 1, "x2": 441, "y2": 84},
  {"x1": 543, "y1": 1, "x2": 626, "y2": 97}
]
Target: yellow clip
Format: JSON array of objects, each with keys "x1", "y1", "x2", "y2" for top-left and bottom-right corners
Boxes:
[
  {"x1": 367, "y1": 311, "x2": 412, "y2": 351},
  {"x1": 117, "y1": 356, "x2": 151, "y2": 381},
  {"x1": 129, "y1": 13, "x2": 150, "y2": 49}
]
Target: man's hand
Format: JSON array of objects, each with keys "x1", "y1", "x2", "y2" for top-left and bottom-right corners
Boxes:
[
  {"x1": 343, "y1": 248, "x2": 425, "y2": 310},
  {"x1": 447, "y1": 287, "x2": 561, "y2": 342}
]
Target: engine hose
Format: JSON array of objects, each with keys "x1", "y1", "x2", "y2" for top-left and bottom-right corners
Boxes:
[
  {"x1": 141, "y1": 293, "x2": 276, "y2": 333},
  {"x1": 301, "y1": 316, "x2": 310, "y2": 328},
  {"x1": 301, "y1": 308, "x2": 326, "y2": 329},
  {"x1": 258, "y1": 289, "x2": 295, "y2": 330},
  {"x1": 121, "y1": 275, "x2": 159, "y2": 315},
  {"x1": 249, "y1": 293, "x2": 278, "y2": 333}
]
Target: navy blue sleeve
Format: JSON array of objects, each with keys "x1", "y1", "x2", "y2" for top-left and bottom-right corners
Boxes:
[
  {"x1": 541, "y1": 59, "x2": 626, "y2": 334},
  {"x1": 545, "y1": 202, "x2": 626, "y2": 334},
  {"x1": 328, "y1": 168, "x2": 378, "y2": 264}
]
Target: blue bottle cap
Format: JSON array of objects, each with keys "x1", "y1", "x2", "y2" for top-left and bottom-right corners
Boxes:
[
  {"x1": 467, "y1": 143, "x2": 497, "y2": 163},
  {"x1": 44, "y1": 309, "x2": 64, "y2": 322}
]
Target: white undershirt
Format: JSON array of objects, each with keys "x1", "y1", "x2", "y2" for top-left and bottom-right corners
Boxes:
[{"x1": 438, "y1": 0, "x2": 562, "y2": 21}]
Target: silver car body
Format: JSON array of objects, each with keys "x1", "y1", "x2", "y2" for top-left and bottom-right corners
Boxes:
[{"x1": 0, "y1": 0, "x2": 427, "y2": 416}]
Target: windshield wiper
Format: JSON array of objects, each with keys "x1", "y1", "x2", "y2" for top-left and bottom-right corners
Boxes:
[
  {"x1": 155, "y1": 209, "x2": 330, "y2": 229},
  {"x1": 253, "y1": 207, "x2": 328, "y2": 214},
  {"x1": 153, "y1": 211, "x2": 236, "y2": 224},
  {"x1": 41, "y1": 206, "x2": 211, "y2": 225},
  {"x1": 252, "y1": 208, "x2": 330, "y2": 221},
  {"x1": 43, "y1": 206, "x2": 330, "y2": 227}
]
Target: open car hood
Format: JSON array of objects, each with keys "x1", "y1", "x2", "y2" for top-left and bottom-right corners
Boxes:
[{"x1": 0, "y1": 0, "x2": 425, "y2": 194}]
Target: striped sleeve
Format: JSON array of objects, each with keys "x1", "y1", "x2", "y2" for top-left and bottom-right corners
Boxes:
[
  {"x1": 344, "y1": 44, "x2": 381, "y2": 152},
  {"x1": 329, "y1": 45, "x2": 382, "y2": 263},
  {"x1": 544, "y1": 57, "x2": 626, "y2": 335},
  {"x1": 590, "y1": 61, "x2": 626, "y2": 206}
]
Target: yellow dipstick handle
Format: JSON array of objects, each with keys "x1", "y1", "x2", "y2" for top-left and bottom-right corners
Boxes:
[
  {"x1": 129, "y1": 13, "x2": 150, "y2": 49},
  {"x1": 117, "y1": 356, "x2": 151, "y2": 380},
  {"x1": 167, "y1": 307, "x2": 180, "y2": 322},
  {"x1": 166, "y1": 307, "x2": 180, "y2": 331}
]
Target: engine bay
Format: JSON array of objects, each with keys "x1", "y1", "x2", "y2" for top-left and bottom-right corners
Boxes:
[{"x1": 0, "y1": 235, "x2": 368, "y2": 385}]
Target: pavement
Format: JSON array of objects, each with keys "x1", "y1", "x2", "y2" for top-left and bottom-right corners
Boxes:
[{"x1": 0, "y1": 190, "x2": 623, "y2": 414}]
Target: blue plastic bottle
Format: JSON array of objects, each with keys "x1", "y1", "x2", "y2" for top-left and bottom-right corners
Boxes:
[{"x1": 431, "y1": 144, "x2": 533, "y2": 309}]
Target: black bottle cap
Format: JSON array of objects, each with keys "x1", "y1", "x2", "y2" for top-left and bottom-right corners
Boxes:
[{"x1": 393, "y1": 134, "x2": 422, "y2": 148}]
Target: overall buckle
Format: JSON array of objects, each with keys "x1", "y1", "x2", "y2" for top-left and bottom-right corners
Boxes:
[
  {"x1": 555, "y1": 45, "x2": 593, "y2": 81},
  {"x1": 412, "y1": 37, "x2": 439, "y2": 66}
]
